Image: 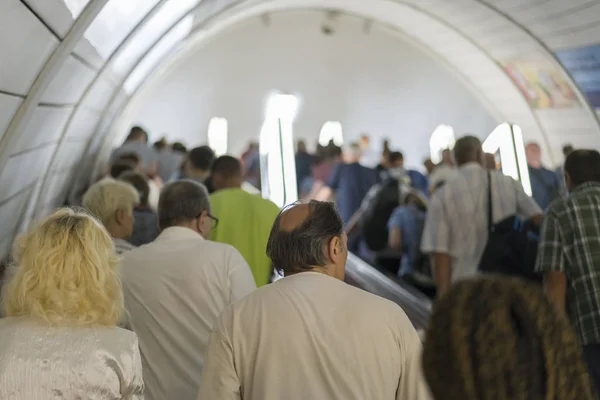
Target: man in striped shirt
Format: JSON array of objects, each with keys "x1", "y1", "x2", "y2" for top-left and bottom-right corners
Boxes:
[{"x1": 421, "y1": 136, "x2": 541, "y2": 297}]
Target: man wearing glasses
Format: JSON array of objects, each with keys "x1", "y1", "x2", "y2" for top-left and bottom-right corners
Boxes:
[{"x1": 120, "y1": 179, "x2": 256, "y2": 400}]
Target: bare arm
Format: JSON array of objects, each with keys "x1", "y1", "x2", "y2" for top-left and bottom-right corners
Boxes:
[
  {"x1": 389, "y1": 226, "x2": 402, "y2": 250},
  {"x1": 315, "y1": 186, "x2": 333, "y2": 201},
  {"x1": 431, "y1": 253, "x2": 452, "y2": 298},
  {"x1": 544, "y1": 270, "x2": 567, "y2": 314}
]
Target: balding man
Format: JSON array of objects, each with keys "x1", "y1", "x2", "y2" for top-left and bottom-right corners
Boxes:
[
  {"x1": 121, "y1": 180, "x2": 256, "y2": 400},
  {"x1": 421, "y1": 136, "x2": 541, "y2": 297},
  {"x1": 198, "y1": 200, "x2": 431, "y2": 400}
]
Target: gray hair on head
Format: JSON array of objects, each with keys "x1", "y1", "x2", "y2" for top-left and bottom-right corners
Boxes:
[
  {"x1": 158, "y1": 179, "x2": 211, "y2": 230},
  {"x1": 266, "y1": 200, "x2": 343, "y2": 276}
]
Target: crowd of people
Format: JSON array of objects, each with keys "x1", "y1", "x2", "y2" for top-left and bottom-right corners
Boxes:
[{"x1": 0, "y1": 124, "x2": 598, "y2": 400}]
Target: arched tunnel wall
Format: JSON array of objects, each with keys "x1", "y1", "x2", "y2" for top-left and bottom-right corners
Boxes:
[
  {"x1": 0, "y1": 0, "x2": 599, "y2": 261},
  {"x1": 127, "y1": 10, "x2": 500, "y2": 167}
]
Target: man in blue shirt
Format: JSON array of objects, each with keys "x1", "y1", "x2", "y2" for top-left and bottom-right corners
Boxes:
[
  {"x1": 318, "y1": 143, "x2": 379, "y2": 253},
  {"x1": 526, "y1": 142, "x2": 561, "y2": 211},
  {"x1": 295, "y1": 140, "x2": 314, "y2": 194}
]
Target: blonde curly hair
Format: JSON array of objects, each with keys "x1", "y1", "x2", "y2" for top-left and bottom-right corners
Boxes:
[{"x1": 2, "y1": 208, "x2": 123, "y2": 326}]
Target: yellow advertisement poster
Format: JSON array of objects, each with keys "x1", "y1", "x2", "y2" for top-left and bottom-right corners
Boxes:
[{"x1": 501, "y1": 52, "x2": 579, "y2": 109}]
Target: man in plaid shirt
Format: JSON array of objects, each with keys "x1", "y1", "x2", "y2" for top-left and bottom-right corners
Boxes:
[{"x1": 536, "y1": 149, "x2": 600, "y2": 391}]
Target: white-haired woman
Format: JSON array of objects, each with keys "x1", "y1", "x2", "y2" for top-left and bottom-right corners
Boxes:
[{"x1": 0, "y1": 209, "x2": 144, "y2": 399}]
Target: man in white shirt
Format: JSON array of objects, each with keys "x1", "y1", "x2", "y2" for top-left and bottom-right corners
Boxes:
[
  {"x1": 421, "y1": 136, "x2": 541, "y2": 297},
  {"x1": 122, "y1": 180, "x2": 256, "y2": 400},
  {"x1": 198, "y1": 200, "x2": 431, "y2": 400}
]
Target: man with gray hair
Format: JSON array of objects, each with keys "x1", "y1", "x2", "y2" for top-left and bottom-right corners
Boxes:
[
  {"x1": 121, "y1": 179, "x2": 256, "y2": 400},
  {"x1": 198, "y1": 200, "x2": 431, "y2": 400}
]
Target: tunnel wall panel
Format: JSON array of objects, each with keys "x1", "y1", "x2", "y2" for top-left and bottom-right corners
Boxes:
[
  {"x1": 0, "y1": 188, "x2": 34, "y2": 254},
  {"x1": 73, "y1": 39, "x2": 106, "y2": 70},
  {"x1": 0, "y1": 145, "x2": 56, "y2": 205},
  {"x1": 21, "y1": 0, "x2": 83, "y2": 38},
  {"x1": 0, "y1": 95, "x2": 23, "y2": 140},
  {"x1": 40, "y1": 55, "x2": 97, "y2": 105},
  {"x1": 0, "y1": 1, "x2": 59, "y2": 95},
  {"x1": 13, "y1": 107, "x2": 72, "y2": 153},
  {"x1": 79, "y1": 77, "x2": 118, "y2": 113},
  {"x1": 64, "y1": 108, "x2": 102, "y2": 141},
  {"x1": 51, "y1": 140, "x2": 88, "y2": 173}
]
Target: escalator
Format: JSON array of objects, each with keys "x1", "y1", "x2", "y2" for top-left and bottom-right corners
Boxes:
[{"x1": 344, "y1": 253, "x2": 432, "y2": 332}]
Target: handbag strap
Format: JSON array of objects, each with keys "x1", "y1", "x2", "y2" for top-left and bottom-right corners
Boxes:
[{"x1": 487, "y1": 171, "x2": 493, "y2": 233}]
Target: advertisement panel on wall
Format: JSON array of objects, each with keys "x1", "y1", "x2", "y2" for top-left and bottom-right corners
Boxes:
[
  {"x1": 501, "y1": 52, "x2": 580, "y2": 109},
  {"x1": 556, "y1": 44, "x2": 600, "y2": 109}
]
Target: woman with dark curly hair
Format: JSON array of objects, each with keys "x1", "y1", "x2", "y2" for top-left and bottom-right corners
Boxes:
[{"x1": 423, "y1": 277, "x2": 595, "y2": 400}]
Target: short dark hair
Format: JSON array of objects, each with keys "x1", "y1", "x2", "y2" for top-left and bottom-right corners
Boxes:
[
  {"x1": 211, "y1": 155, "x2": 242, "y2": 177},
  {"x1": 564, "y1": 150, "x2": 600, "y2": 187},
  {"x1": 188, "y1": 146, "x2": 215, "y2": 171},
  {"x1": 172, "y1": 142, "x2": 187, "y2": 153},
  {"x1": 127, "y1": 126, "x2": 147, "y2": 142},
  {"x1": 118, "y1": 171, "x2": 150, "y2": 206},
  {"x1": 117, "y1": 152, "x2": 141, "y2": 165},
  {"x1": 266, "y1": 201, "x2": 343, "y2": 275},
  {"x1": 563, "y1": 144, "x2": 575, "y2": 157},
  {"x1": 389, "y1": 151, "x2": 404, "y2": 164},
  {"x1": 453, "y1": 136, "x2": 481, "y2": 165},
  {"x1": 158, "y1": 180, "x2": 211, "y2": 230},
  {"x1": 110, "y1": 161, "x2": 136, "y2": 179}
]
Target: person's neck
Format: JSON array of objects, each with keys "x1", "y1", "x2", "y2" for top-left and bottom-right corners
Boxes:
[
  {"x1": 171, "y1": 223, "x2": 204, "y2": 238},
  {"x1": 218, "y1": 178, "x2": 242, "y2": 190},
  {"x1": 310, "y1": 265, "x2": 343, "y2": 281},
  {"x1": 458, "y1": 160, "x2": 480, "y2": 168},
  {"x1": 188, "y1": 169, "x2": 208, "y2": 180}
]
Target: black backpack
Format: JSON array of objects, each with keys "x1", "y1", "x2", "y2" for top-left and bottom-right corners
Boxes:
[{"x1": 361, "y1": 178, "x2": 401, "y2": 251}]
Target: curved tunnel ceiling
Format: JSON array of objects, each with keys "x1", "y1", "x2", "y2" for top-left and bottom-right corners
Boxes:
[{"x1": 0, "y1": 0, "x2": 599, "y2": 259}]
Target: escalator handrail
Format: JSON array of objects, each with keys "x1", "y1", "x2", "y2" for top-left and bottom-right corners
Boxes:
[{"x1": 345, "y1": 253, "x2": 432, "y2": 330}]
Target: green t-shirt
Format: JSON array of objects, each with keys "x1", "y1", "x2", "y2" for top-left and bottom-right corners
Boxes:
[{"x1": 210, "y1": 188, "x2": 280, "y2": 287}]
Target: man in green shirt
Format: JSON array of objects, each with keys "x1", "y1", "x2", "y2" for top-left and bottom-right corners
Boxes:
[{"x1": 209, "y1": 156, "x2": 280, "y2": 286}]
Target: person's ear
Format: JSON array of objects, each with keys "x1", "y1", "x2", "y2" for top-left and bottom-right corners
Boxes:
[
  {"x1": 115, "y1": 209, "x2": 126, "y2": 225},
  {"x1": 197, "y1": 210, "x2": 209, "y2": 235},
  {"x1": 328, "y1": 235, "x2": 344, "y2": 263},
  {"x1": 565, "y1": 172, "x2": 573, "y2": 192}
]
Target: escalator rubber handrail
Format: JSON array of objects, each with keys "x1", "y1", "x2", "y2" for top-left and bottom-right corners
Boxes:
[{"x1": 345, "y1": 253, "x2": 431, "y2": 329}]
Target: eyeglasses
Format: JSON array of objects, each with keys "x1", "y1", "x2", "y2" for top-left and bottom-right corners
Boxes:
[
  {"x1": 207, "y1": 213, "x2": 219, "y2": 228},
  {"x1": 196, "y1": 212, "x2": 219, "y2": 228}
]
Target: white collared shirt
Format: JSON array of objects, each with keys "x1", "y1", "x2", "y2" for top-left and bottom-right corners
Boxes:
[
  {"x1": 198, "y1": 272, "x2": 431, "y2": 400},
  {"x1": 421, "y1": 162, "x2": 541, "y2": 282},
  {"x1": 121, "y1": 226, "x2": 256, "y2": 400}
]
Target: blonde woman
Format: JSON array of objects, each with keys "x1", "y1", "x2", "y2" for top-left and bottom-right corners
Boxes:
[{"x1": 0, "y1": 209, "x2": 144, "y2": 399}]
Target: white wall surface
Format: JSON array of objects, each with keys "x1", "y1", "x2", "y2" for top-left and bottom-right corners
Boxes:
[{"x1": 130, "y1": 10, "x2": 499, "y2": 168}]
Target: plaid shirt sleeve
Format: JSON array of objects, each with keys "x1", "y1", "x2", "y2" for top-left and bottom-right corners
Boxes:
[{"x1": 535, "y1": 211, "x2": 566, "y2": 273}]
